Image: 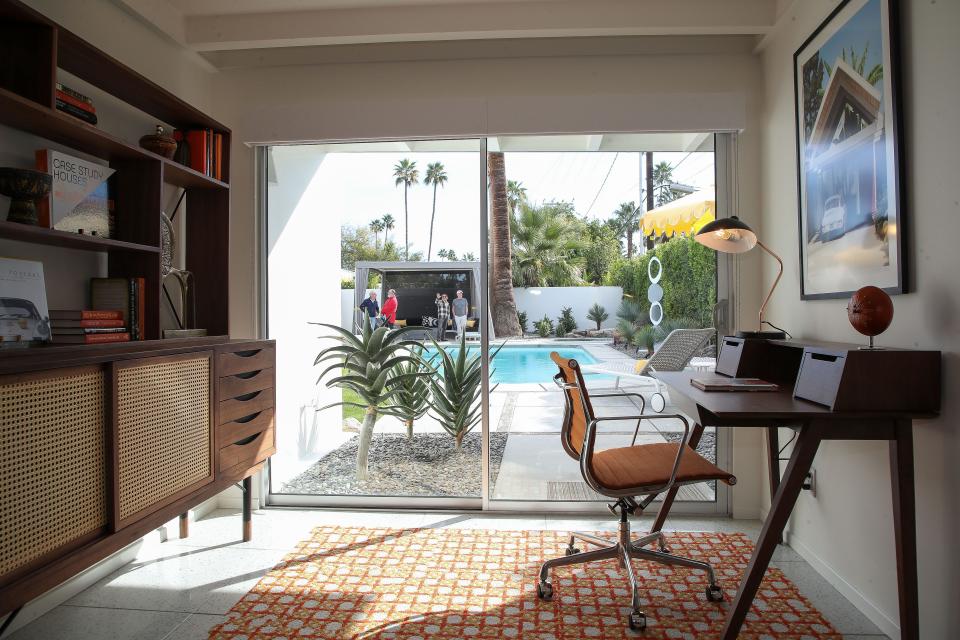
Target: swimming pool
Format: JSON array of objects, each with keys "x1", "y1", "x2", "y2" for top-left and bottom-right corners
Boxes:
[{"x1": 422, "y1": 344, "x2": 608, "y2": 384}]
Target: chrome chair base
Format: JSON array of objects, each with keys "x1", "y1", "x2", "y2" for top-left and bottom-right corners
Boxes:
[{"x1": 536, "y1": 517, "x2": 724, "y2": 632}]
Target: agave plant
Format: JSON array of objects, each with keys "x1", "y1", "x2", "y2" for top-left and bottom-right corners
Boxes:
[
  {"x1": 427, "y1": 333, "x2": 502, "y2": 448},
  {"x1": 312, "y1": 315, "x2": 427, "y2": 481},
  {"x1": 632, "y1": 317, "x2": 699, "y2": 356},
  {"x1": 389, "y1": 345, "x2": 434, "y2": 440}
]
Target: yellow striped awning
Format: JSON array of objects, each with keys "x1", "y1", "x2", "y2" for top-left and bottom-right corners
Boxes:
[{"x1": 641, "y1": 188, "x2": 715, "y2": 238}]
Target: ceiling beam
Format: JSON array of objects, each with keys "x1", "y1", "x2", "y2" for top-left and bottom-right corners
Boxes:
[{"x1": 182, "y1": 0, "x2": 777, "y2": 52}]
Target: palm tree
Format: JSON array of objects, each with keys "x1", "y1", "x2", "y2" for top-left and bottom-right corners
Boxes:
[
  {"x1": 423, "y1": 162, "x2": 448, "y2": 260},
  {"x1": 653, "y1": 161, "x2": 678, "y2": 206},
  {"x1": 381, "y1": 214, "x2": 396, "y2": 245},
  {"x1": 463, "y1": 251, "x2": 477, "y2": 261},
  {"x1": 510, "y1": 202, "x2": 584, "y2": 287},
  {"x1": 370, "y1": 219, "x2": 385, "y2": 249},
  {"x1": 612, "y1": 201, "x2": 641, "y2": 258},
  {"x1": 437, "y1": 249, "x2": 448, "y2": 260},
  {"x1": 488, "y1": 152, "x2": 522, "y2": 336},
  {"x1": 393, "y1": 159, "x2": 419, "y2": 259},
  {"x1": 506, "y1": 180, "x2": 527, "y2": 217}
]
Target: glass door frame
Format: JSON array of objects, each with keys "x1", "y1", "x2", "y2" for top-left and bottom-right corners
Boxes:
[{"x1": 259, "y1": 134, "x2": 736, "y2": 516}]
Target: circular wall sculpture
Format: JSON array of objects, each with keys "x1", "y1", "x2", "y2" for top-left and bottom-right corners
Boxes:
[{"x1": 647, "y1": 256, "x2": 664, "y2": 327}]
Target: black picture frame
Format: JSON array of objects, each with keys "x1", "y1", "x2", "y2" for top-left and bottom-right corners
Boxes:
[{"x1": 793, "y1": 0, "x2": 906, "y2": 299}]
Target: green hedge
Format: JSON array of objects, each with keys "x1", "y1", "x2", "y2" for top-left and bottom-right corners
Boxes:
[{"x1": 608, "y1": 236, "x2": 716, "y2": 328}]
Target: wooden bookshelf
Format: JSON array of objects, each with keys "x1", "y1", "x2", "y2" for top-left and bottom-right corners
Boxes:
[{"x1": 0, "y1": 0, "x2": 230, "y2": 340}]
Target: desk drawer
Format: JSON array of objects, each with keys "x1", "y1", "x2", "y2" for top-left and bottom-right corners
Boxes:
[
  {"x1": 219, "y1": 426, "x2": 275, "y2": 473},
  {"x1": 219, "y1": 407, "x2": 274, "y2": 445},
  {"x1": 218, "y1": 346, "x2": 275, "y2": 377},
  {"x1": 219, "y1": 368, "x2": 274, "y2": 400},
  {"x1": 219, "y1": 388, "x2": 274, "y2": 424}
]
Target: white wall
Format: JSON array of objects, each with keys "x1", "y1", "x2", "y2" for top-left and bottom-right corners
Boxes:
[
  {"x1": 513, "y1": 286, "x2": 622, "y2": 331},
  {"x1": 758, "y1": 1, "x2": 960, "y2": 637},
  {"x1": 341, "y1": 288, "x2": 377, "y2": 331}
]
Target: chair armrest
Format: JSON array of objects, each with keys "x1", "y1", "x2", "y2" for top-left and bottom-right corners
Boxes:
[{"x1": 591, "y1": 413, "x2": 691, "y2": 493}]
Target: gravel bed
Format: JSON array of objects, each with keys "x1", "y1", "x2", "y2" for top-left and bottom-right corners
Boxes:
[
  {"x1": 662, "y1": 431, "x2": 717, "y2": 462},
  {"x1": 281, "y1": 432, "x2": 508, "y2": 497}
]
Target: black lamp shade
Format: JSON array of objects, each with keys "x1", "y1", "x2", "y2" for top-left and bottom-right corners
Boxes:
[{"x1": 694, "y1": 216, "x2": 757, "y2": 254}]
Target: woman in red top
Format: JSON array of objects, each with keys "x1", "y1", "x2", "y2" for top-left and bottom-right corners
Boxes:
[{"x1": 381, "y1": 289, "x2": 398, "y2": 328}]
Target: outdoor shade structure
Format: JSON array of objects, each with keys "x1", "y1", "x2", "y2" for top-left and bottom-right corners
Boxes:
[
  {"x1": 354, "y1": 261, "x2": 482, "y2": 329},
  {"x1": 641, "y1": 187, "x2": 715, "y2": 239}
]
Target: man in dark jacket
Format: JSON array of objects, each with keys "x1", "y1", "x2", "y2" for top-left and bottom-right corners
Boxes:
[{"x1": 359, "y1": 291, "x2": 380, "y2": 329}]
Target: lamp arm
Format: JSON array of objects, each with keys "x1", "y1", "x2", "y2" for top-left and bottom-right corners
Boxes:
[{"x1": 755, "y1": 239, "x2": 783, "y2": 330}]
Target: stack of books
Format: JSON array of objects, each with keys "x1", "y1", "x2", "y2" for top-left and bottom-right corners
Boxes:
[
  {"x1": 91, "y1": 277, "x2": 146, "y2": 341},
  {"x1": 50, "y1": 310, "x2": 129, "y2": 344},
  {"x1": 174, "y1": 129, "x2": 223, "y2": 180},
  {"x1": 56, "y1": 83, "x2": 97, "y2": 126}
]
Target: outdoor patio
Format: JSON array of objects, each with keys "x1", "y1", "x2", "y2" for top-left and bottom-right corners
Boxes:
[{"x1": 277, "y1": 339, "x2": 717, "y2": 503}]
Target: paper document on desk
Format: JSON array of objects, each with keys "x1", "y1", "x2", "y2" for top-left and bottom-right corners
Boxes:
[{"x1": 691, "y1": 377, "x2": 778, "y2": 392}]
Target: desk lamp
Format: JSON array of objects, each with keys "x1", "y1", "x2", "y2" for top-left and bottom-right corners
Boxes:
[{"x1": 695, "y1": 216, "x2": 785, "y2": 339}]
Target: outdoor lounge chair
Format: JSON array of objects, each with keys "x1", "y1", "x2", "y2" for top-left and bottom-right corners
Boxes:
[{"x1": 580, "y1": 327, "x2": 715, "y2": 412}]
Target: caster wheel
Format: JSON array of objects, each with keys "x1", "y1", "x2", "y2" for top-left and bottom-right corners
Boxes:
[
  {"x1": 628, "y1": 611, "x2": 647, "y2": 631},
  {"x1": 565, "y1": 546, "x2": 581, "y2": 556},
  {"x1": 536, "y1": 581, "x2": 553, "y2": 601},
  {"x1": 705, "y1": 585, "x2": 724, "y2": 602},
  {"x1": 650, "y1": 393, "x2": 666, "y2": 413}
]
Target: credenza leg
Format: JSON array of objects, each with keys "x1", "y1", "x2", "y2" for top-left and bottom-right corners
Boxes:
[
  {"x1": 765, "y1": 427, "x2": 782, "y2": 544},
  {"x1": 890, "y1": 420, "x2": 919, "y2": 640},
  {"x1": 179, "y1": 512, "x2": 189, "y2": 539},
  {"x1": 651, "y1": 422, "x2": 705, "y2": 534},
  {"x1": 242, "y1": 476, "x2": 253, "y2": 542},
  {"x1": 720, "y1": 423, "x2": 823, "y2": 640}
]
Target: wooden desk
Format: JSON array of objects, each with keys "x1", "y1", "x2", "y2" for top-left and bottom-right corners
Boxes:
[{"x1": 653, "y1": 338, "x2": 940, "y2": 640}]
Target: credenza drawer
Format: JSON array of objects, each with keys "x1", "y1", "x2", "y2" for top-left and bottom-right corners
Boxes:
[
  {"x1": 219, "y1": 426, "x2": 275, "y2": 473},
  {"x1": 218, "y1": 346, "x2": 275, "y2": 377},
  {"x1": 219, "y1": 367, "x2": 274, "y2": 400},
  {"x1": 219, "y1": 388, "x2": 274, "y2": 424},
  {"x1": 219, "y1": 407, "x2": 274, "y2": 445}
]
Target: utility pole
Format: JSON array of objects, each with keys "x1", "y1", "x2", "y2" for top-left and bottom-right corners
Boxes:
[{"x1": 645, "y1": 151, "x2": 654, "y2": 251}]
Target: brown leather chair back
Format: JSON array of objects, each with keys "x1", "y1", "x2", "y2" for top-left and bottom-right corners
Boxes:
[{"x1": 550, "y1": 352, "x2": 596, "y2": 460}]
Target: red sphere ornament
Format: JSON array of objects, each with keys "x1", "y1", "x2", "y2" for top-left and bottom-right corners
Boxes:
[{"x1": 847, "y1": 286, "x2": 893, "y2": 347}]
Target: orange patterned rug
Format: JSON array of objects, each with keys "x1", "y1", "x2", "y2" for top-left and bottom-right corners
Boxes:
[{"x1": 209, "y1": 526, "x2": 839, "y2": 639}]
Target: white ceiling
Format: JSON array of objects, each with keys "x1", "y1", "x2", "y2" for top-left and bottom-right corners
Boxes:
[{"x1": 118, "y1": 0, "x2": 780, "y2": 68}]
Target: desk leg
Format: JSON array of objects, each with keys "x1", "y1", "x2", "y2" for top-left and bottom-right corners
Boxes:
[
  {"x1": 720, "y1": 424, "x2": 822, "y2": 640},
  {"x1": 890, "y1": 420, "x2": 918, "y2": 640},
  {"x1": 765, "y1": 427, "x2": 782, "y2": 545},
  {"x1": 242, "y1": 476, "x2": 253, "y2": 542},
  {"x1": 651, "y1": 422, "x2": 705, "y2": 533}
]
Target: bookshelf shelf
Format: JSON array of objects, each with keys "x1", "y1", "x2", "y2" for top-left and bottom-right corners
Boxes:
[
  {"x1": 0, "y1": 220, "x2": 161, "y2": 253},
  {"x1": 0, "y1": 88, "x2": 227, "y2": 190}
]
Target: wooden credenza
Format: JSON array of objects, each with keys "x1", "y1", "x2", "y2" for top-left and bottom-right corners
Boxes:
[{"x1": 0, "y1": 337, "x2": 275, "y2": 615}]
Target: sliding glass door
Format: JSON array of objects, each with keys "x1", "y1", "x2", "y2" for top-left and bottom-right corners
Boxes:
[{"x1": 263, "y1": 133, "x2": 732, "y2": 514}]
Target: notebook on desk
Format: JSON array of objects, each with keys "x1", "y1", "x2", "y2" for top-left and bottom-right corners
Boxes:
[{"x1": 691, "y1": 376, "x2": 779, "y2": 392}]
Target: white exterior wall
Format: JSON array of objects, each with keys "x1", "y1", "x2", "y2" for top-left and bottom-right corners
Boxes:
[
  {"x1": 513, "y1": 286, "x2": 622, "y2": 331},
  {"x1": 342, "y1": 286, "x2": 622, "y2": 331}
]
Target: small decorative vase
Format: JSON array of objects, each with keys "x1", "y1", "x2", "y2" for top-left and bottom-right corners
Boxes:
[
  {"x1": 0, "y1": 168, "x2": 52, "y2": 225},
  {"x1": 140, "y1": 125, "x2": 177, "y2": 159}
]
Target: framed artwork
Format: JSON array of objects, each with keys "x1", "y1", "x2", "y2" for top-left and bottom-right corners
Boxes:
[{"x1": 794, "y1": 0, "x2": 905, "y2": 299}]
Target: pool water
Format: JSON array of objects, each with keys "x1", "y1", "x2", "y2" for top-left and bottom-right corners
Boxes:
[{"x1": 422, "y1": 345, "x2": 608, "y2": 384}]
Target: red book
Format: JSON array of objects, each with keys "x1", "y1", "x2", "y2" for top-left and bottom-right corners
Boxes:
[
  {"x1": 53, "y1": 332, "x2": 131, "y2": 344},
  {"x1": 214, "y1": 133, "x2": 222, "y2": 180},
  {"x1": 49, "y1": 310, "x2": 123, "y2": 321},
  {"x1": 56, "y1": 90, "x2": 96, "y2": 114},
  {"x1": 51, "y1": 319, "x2": 126, "y2": 328},
  {"x1": 186, "y1": 130, "x2": 207, "y2": 174}
]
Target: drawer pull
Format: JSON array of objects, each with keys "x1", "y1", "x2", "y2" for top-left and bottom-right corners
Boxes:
[
  {"x1": 235, "y1": 390, "x2": 262, "y2": 402},
  {"x1": 232, "y1": 433, "x2": 260, "y2": 446},
  {"x1": 234, "y1": 370, "x2": 262, "y2": 380},
  {"x1": 234, "y1": 349, "x2": 261, "y2": 358},
  {"x1": 810, "y1": 353, "x2": 838, "y2": 362},
  {"x1": 234, "y1": 411, "x2": 262, "y2": 424},
  {"x1": 723, "y1": 339, "x2": 740, "y2": 347}
]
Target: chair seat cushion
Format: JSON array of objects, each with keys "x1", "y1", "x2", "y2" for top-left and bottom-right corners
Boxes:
[{"x1": 591, "y1": 443, "x2": 736, "y2": 492}]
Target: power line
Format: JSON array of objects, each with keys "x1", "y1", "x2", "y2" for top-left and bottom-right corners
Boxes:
[{"x1": 585, "y1": 152, "x2": 619, "y2": 216}]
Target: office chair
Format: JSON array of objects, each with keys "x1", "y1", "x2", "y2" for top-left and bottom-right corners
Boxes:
[{"x1": 537, "y1": 352, "x2": 737, "y2": 631}]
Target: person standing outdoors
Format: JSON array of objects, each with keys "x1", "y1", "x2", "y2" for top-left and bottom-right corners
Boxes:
[
  {"x1": 451, "y1": 290, "x2": 470, "y2": 339},
  {"x1": 381, "y1": 289, "x2": 398, "y2": 329},
  {"x1": 435, "y1": 293, "x2": 450, "y2": 341},
  {"x1": 358, "y1": 290, "x2": 380, "y2": 329}
]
